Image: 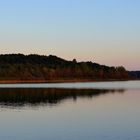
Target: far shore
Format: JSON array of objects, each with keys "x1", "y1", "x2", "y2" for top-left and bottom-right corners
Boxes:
[{"x1": 0, "y1": 79, "x2": 137, "y2": 84}]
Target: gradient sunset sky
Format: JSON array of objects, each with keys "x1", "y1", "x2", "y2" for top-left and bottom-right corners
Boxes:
[{"x1": 0, "y1": 0, "x2": 140, "y2": 70}]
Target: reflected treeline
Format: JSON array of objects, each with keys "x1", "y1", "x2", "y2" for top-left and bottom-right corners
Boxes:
[{"x1": 0, "y1": 88, "x2": 125, "y2": 107}]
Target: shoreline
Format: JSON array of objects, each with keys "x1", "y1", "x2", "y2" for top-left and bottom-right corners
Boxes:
[{"x1": 0, "y1": 79, "x2": 137, "y2": 84}]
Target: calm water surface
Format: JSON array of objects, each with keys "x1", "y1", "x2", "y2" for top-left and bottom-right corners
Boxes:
[
  {"x1": 0, "y1": 81, "x2": 140, "y2": 140},
  {"x1": 0, "y1": 80, "x2": 140, "y2": 89}
]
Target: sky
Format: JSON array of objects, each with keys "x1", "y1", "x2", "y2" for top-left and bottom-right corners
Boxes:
[{"x1": 0, "y1": 0, "x2": 140, "y2": 70}]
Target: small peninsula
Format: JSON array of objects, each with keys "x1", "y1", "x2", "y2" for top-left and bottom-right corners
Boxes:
[{"x1": 0, "y1": 54, "x2": 138, "y2": 83}]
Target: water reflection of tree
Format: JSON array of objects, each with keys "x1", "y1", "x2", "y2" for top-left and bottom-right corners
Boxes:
[{"x1": 0, "y1": 88, "x2": 124, "y2": 107}]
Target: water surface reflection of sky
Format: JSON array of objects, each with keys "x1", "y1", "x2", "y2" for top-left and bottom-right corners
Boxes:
[{"x1": 0, "y1": 82, "x2": 140, "y2": 140}]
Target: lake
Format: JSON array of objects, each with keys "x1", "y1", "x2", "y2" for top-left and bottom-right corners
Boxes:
[{"x1": 0, "y1": 81, "x2": 140, "y2": 140}]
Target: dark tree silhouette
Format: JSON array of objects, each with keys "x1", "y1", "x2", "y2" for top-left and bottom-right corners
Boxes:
[{"x1": 0, "y1": 54, "x2": 133, "y2": 81}]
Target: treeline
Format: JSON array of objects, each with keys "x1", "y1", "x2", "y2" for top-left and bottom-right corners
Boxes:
[
  {"x1": 129, "y1": 71, "x2": 140, "y2": 79},
  {"x1": 0, "y1": 54, "x2": 132, "y2": 81}
]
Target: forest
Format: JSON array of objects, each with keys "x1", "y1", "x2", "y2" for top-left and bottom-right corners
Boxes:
[{"x1": 0, "y1": 54, "x2": 136, "y2": 82}]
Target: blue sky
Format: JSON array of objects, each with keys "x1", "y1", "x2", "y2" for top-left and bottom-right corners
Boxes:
[{"x1": 0, "y1": 0, "x2": 140, "y2": 70}]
